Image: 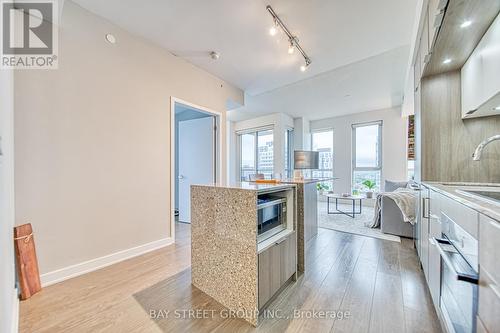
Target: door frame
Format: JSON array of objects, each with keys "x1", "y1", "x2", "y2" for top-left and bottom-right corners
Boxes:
[{"x1": 170, "y1": 97, "x2": 222, "y2": 241}]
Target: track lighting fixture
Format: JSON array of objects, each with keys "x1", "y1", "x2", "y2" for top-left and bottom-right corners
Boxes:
[{"x1": 266, "y1": 5, "x2": 311, "y2": 71}]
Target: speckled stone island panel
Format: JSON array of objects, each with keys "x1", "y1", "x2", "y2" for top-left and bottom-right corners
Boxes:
[{"x1": 191, "y1": 185, "x2": 259, "y2": 326}]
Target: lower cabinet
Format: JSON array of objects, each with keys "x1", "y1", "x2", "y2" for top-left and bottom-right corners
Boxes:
[
  {"x1": 258, "y1": 232, "x2": 296, "y2": 309},
  {"x1": 419, "y1": 186, "x2": 430, "y2": 280},
  {"x1": 428, "y1": 190, "x2": 442, "y2": 308},
  {"x1": 478, "y1": 215, "x2": 500, "y2": 332}
]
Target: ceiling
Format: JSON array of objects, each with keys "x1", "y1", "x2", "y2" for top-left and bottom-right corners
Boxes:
[
  {"x1": 71, "y1": 0, "x2": 418, "y2": 120},
  {"x1": 229, "y1": 46, "x2": 410, "y2": 121}
]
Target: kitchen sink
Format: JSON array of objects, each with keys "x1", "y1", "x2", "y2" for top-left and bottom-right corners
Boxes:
[{"x1": 456, "y1": 189, "x2": 500, "y2": 205}]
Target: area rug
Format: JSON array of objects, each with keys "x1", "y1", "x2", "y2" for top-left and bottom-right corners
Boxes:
[{"x1": 318, "y1": 201, "x2": 401, "y2": 243}]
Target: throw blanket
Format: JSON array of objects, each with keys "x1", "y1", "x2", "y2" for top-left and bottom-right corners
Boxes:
[{"x1": 368, "y1": 188, "x2": 417, "y2": 228}]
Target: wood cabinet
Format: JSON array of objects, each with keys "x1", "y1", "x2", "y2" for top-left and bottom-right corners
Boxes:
[
  {"x1": 427, "y1": 190, "x2": 442, "y2": 308},
  {"x1": 478, "y1": 268, "x2": 500, "y2": 333},
  {"x1": 258, "y1": 232, "x2": 296, "y2": 309},
  {"x1": 418, "y1": 186, "x2": 430, "y2": 280},
  {"x1": 461, "y1": 14, "x2": 500, "y2": 119},
  {"x1": 419, "y1": 13, "x2": 430, "y2": 76},
  {"x1": 479, "y1": 214, "x2": 500, "y2": 283},
  {"x1": 427, "y1": 0, "x2": 446, "y2": 50},
  {"x1": 478, "y1": 214, "x2": 500, "y2": 333}
]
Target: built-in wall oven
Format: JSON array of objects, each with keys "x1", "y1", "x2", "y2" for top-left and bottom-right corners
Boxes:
[
  {"x1": 434, "y1": 213, "x2": 479, "y2": 333},
  {"x1": 257, "y1": 196, "x2": 287, "y2": 242}
]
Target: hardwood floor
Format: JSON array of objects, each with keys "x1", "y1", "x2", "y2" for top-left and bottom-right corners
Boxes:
[{"x1": 19, "y1": 223, "x2": 442, "y2": 333}]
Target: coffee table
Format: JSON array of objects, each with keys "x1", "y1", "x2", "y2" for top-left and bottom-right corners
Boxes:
[{"x1": 324, "y1": 193, "x2": 365, "y2": 218}]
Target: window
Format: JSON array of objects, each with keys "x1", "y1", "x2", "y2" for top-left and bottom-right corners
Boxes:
[
  {"x1": 407, "y1": 160, "x2": 415, "y2": 180},
  {"x1": 239, "y1": 129, "x2": 274, "y2": 180},
  {"x1": 240, "y1": 133, "x2": 256, "y2": 181},
  {"x1": 352, "y1": 122, "x2": 382, "y2": 192},
  {"x1": 312, "y1": 129, "x2": 334, "y2": 190},
  {"x1": 284, "y1": 129, "x2": 294, "y2": 178}
]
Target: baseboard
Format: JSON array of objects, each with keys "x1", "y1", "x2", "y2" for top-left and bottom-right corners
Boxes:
[
  {"x1": 40, "y1": 237, "x2": 174, "y2": 287},
  {"x1": 11, "y1": 288, "x2": 19, "y2": 333}
]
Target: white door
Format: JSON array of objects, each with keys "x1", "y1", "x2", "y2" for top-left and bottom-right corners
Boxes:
[{"x1": 178, "y1": 116, "x2": 215, "y2": 223}]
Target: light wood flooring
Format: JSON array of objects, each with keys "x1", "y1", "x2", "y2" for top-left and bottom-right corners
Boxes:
[{"x1": 19, "y1": 223, "x2": 442, "y2": 332}]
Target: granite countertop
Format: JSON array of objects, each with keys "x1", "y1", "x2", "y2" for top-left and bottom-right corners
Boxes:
[
  {"x1": 192, "y1": 182, "x2": 295, "y2": 192},
  {"x1": 281, "y1": 177, "x2": 339, "y2": 184},
  {"x1": 422, "y1": 182, "x2": 500, "y2": 222}
]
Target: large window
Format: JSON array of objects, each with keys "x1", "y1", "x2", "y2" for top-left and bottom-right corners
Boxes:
[
  {"x1": 284, "y1": 128, "x2": 294, "y2": 178},
  {"x1": 312, "y1": 129, "x2": 334, "y2": 189},
  {"x1": 239, "y1": 129, "x2": 274, "y2": 180},
  {"x1": 352, "y1": 122, "x2": 382, "y2": 192}
]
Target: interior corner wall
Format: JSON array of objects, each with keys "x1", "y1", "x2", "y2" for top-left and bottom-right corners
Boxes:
[
  {"x1": 14, "y1": 1, "x2": 243, "y2": 278},
  {"x1": 310, "y1": 107, "x2": 408, "y2": 194},
  {"x1": 1, "y1": 69, "x2": 18, "y2": 333}
]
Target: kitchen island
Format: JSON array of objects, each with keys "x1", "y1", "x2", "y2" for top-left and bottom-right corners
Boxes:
[
  {"x1": 281, "y1": 177, "x2": 338, "y2": 271},
  {"x1": 190, "y1": 182, "x2": 297, "y2": 326}
]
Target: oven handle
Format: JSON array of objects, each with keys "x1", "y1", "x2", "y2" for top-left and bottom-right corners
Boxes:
[{"x1": 433, "y1": 237, "x2": 479, "y2": 285}]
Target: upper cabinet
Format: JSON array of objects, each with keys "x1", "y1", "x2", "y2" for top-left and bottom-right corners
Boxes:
[
  {"x1": 461, "y1": 13, "x2": 500, "y2": 119},
  {"x1": 427, "y1": 0, "x2": 446, "y2": 50},
  {"x1": 422, "y1": 0, "x2": 500, "y2": 78}
]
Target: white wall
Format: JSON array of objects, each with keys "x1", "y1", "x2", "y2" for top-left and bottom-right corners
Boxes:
[
  {"x1": 14, "y1": 1, "x2": 243, "y2": 283},
  {"x1": 310, "y1": 107, "x2": 408, "y2": 194},
  {"x1": 1, "y1": 69, "x2": 18, "y2": 332},
  {"x1": 231, "y1": 113, "x2": 294, "y2": 182},
  {"x1": 293, "y1": 117, "x2": 311, "y2": 151}
]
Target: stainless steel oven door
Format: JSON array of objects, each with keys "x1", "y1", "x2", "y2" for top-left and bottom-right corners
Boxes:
[{"x1": 434, "y1": 237, "x2": 478, "y2": 333}]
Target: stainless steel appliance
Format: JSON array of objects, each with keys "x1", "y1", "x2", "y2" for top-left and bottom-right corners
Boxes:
[
  {"x1": 434, "y1": 213, "x2": 479, "y2": 333},
  {"x1": 257, "y1": 196, "x2": 287, "y2": 242}
]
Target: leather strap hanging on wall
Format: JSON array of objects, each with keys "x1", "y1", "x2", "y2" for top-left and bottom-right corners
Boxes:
[{"x1": 14, "y1": 223, "x2": 42, "y2": 300}]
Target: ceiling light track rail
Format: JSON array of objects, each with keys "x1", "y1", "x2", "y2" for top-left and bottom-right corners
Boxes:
[{"x1": 266, "y1": 5, "x2": 311, "y2": 70}]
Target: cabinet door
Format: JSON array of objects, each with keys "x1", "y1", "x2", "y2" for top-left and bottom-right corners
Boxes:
[
  {"x1": 258, "y1": 242, "x2": 281, "y2": 309},
  {"x1": 427, "y1": 0, "x2": 446, "y2": 50},
  {"x1": 279, "y1": 233, "x2": 296, "y2": 285},
  {"x1": 258, "y1": 232, "x2": 297, "y2": 309},
  {"x1": 414, "y1": 51, "x2": 421, "y2": 89},
  {"x1": 478, "y1": 269, "x2": 500, "y2": 332},
  {"x1": 415, "y1": 188, "x2": 422, "y2": 257},
  {"x1": 428, "y1": 190, "x2": 442, "y2": 308},
  {"x1": 420, "y1": 13, "x2": 430, "y2": 75},
  {"x1": 420, "y1": 187, "x2": 430, "y2": 279}
]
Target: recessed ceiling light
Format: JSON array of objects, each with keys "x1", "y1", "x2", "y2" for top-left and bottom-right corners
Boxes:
[
  {"x1": 105, "y1": 33, "x2": 116, "y2": 44},
  {"x1": 443, "y1": 58, "x2": 452, "y2": 64},
  {"x1": 494, "y1": 105, "x2": 500, "y2": 111},
  {"x1": 460, "y1": 20, "x2": 472, "y2": 28}
]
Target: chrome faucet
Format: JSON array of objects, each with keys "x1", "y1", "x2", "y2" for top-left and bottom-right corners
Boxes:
[{"x1": 472, "y1": 135, "x2": 500, "y2": 161}]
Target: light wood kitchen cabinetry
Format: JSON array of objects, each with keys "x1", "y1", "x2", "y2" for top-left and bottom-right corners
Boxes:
[
  {"x1": 461, "y1": 14, "x2": 500, "y2": 119},
  {"x1": 478, "y1": 214, "x2": 500, "y2": 333},
  {"x1": 418, "y1": 186, "x2": 430, "y2": 280},
  {"x1": 258, "y1": 232, "x2": 296, "y2": 309},
  {"x1": 427, "y1": 0, "x2": 446, "y2": 50},
  {"x1": 427, "y1": 190, "x2": 442, "y2": 308},
  {"x1": 419, "y1": 13, "x2": 430, "y2": 76}
]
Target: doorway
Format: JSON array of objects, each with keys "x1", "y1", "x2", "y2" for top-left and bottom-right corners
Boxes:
[{"x1": 171, "y1": 98, "x2": 220, "y2": 230}]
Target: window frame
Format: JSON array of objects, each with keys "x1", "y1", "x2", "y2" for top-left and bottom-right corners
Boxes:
[
  {"x1": 311, "y1": 128, "x2": 334, "y2": 182},
  {"x1": 351, "y1": 121, "x2": 383, "y2": 190},
  {"x1": 284, "y1": 128, "x2": 294, "y2": 178},
  {"x1": 237, "y1": 126, "x2": 274, "y2": 181}
]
